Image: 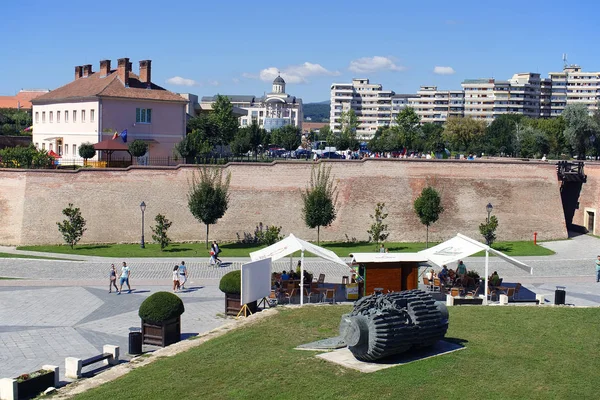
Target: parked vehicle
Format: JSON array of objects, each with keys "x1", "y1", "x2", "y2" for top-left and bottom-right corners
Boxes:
[{"x1": 321, "y1": 151, "x2": 344, "y2": 159}]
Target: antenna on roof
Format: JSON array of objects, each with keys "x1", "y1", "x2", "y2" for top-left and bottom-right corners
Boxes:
[{"x1": 562, "y1": 53, "x2": 568, "y2": 69}]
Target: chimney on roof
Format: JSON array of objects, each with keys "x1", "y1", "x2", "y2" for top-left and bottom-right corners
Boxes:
[
  {"x1": 139, "y1": 60, "x2": 152, "y2": 88},
  {"x1": 74, "y1": 66, "x2": 83, "y2": 80},
  {"x1": 82, "y1": 64, "x2": 93, "y2": 78},
  {"x1": 99, "y1": 59, "x2": 111, "y2": 77},
  {"x1": 117, "y1": 58, "x2": 130, "y2": 87},
  {"x1": 128, "y1": 61, "x2": 132, "y2": 72}
]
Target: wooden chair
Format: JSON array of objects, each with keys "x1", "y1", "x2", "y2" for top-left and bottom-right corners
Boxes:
[
  {"x1": 306, "y1": 282, "x2": 319, "y2": 303},
  {"x1": 267, "y1": 290, "x2": 278, "y2": 306},
  {"x1": 450, "y1": 287, "x2": 460, "y2": 297},
  {"x1": 505, "y1": 287, "x2": 515, "y2": 299},
  {"x1": 283, "y1": 283, "x2": 295, "y2": 304},
  {"x1": 432, "y1": 278, "x2": 442, "y2": 293},
  {"x1": 422, "y1": 277, "x2": 431, "y2": 291},
  {"x1": 513, "y1": 283, "x2": 522, "y2": 299},
  {"x1": 322, "y1": 288, "x2": 336, "y2": 304}
]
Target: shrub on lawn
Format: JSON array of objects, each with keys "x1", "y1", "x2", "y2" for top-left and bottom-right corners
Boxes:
[
  {"x1": 138, "y1": 292, "x2": 185, "y2": 323},
  {"x1": 219, "y1": 270, "x2": 240, "y2": 294}
]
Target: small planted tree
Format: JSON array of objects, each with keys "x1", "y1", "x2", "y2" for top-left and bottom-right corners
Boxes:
[
  {"x1": 151, "y1": 214, "x2": 172, "y2": 251},
  {"x1": 78, "y1": 142, "x2": 96, "y2": 166},
  {"x1": 188, "y1": 167, "x2": 231, "y2": 248},
  {"x1": 413, "y1": 187, "x2": 444, "y2": 248},
  {"x1": 367, "y1": 202, "x2": 389, "y2": 246},
  {"x1": 480, "y1": 215, "x2": 499, "y2": 246},
  {"x1": 129, "y1": 140, "x2": 149, "y2": 157},
  {"x1": 56, "y1": 203, "x2": 87, "y2": 249},
  {"x1": 301, "y1": 164, "x2": 338, "y2": 245}
]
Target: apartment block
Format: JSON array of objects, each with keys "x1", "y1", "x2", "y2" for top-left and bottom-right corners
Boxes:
[
  {"x1": 548, "y1": 65, "x2": 599, "y2": 116},
  {"x1": 408, "y1": 86, "x2": 464, "y2": 124}
]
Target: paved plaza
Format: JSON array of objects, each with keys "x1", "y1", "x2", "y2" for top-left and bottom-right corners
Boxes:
[{"x1": 0, "y1": 234, "x2": 599, "y2": 382}]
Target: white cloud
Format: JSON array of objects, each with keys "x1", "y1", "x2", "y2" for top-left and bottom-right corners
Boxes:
[
  {"x1": 348, "y1": 56, "x2": 405, "y2": 73},
  {"x1": 433, "y1": 66, "x2": 456, "y2": 75},
  {"x1": 165, "y1": 76, "x2": 199, "y2": 86},
  {"x1": 244, "y1": 62, "x2": 339, "y2": 84}
]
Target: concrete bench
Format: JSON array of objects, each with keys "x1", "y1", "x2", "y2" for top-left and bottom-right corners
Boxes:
[{"x1": 65, "y1": 345, "x2": 119, "y2": 379}]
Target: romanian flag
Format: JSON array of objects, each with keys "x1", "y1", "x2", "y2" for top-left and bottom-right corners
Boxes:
[{"x1": 112, "y1": 131, "x2": 119, "y2": 140}]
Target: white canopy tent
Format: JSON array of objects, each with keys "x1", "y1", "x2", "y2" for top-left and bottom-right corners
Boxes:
[
  {"x1": 249, "y1": 234, "x2": 350, "y2": 305},
  {"x1": 418, "y1": 233, "x2": 532, "y2": 304}
]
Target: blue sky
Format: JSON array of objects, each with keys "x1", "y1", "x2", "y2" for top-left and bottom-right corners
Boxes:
[{"x1": 2, "y1": 0, "x2": 599, "y2": 102}]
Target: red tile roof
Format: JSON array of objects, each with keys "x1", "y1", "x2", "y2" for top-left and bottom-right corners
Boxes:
[
  {"x1": 32, "y1": 70, "x2": 186, "y2": 104},
  {"x1": 0, "y1": 90, "x2": 49, "y2": 109}
]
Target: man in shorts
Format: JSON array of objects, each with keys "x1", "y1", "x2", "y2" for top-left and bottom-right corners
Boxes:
[
  {"x1": 178, "y1": 261, "x2": 188, "y2": 290},
  {"x1": 118, "y1": 261, "x2": 131, "y2": 294}
]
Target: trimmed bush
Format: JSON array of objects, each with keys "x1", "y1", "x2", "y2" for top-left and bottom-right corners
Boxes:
[
  {"x1": 138, "y1": 292, "x2": 185, "y2": 323},
  {"x1": 219, "y1": 270, "x2": 241, "y2": 294}
]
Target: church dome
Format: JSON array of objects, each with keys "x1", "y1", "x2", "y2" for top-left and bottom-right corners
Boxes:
[{"x1": 273, "y1": 75, "x2": 285, "y2": 85}]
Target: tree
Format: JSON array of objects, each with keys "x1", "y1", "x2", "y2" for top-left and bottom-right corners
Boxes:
[
  {"x1": 151, "y1": 214, "x2": 173, "y2": 251},
  {"x1": 394, "y1": 107, "x2": 421, "y2": 151},
  {"x1": 270, "y1": 125, "x2": 301, "y2": 152},
  {"x1": 443, "y1": 116, "x2": 487, "y2": 153},
  {"x1": 315, "y1": 125, "x2": 331, "y2": 149},
  {"x1": 329, "y1": 109, "x2": 359, "y2": 150},
  {"x1": 479, "y1": 215, "x2": 499, "y2": 246},
  {"x1": 0, "y1": 144, "x2": 53, "y2": 169},
  {"x1": 187, "y1": 167, "x2": 231, "y2": 249},
  {"x1": 485, "y1": 114, "x2": 523, "y2": 156},
  {"x1": 78, "y1": 142, "x2": 96, "y2": 165},
  {"x1": 229, "y1": 128, "x2": 252, "y2": 156},
  {"x1": 209, "y1": 95, "x2": 239, "y2": 150},
  {"x1": 56, "y1": 203, "x2": 87, "y2": 249},
  {"x1": 526, "y1": 116, "x2": 567, "y2": 158},
  {"x1": 128, "y1": 140, "x2": 148, "y2": 157},
  {"x1": 175, "y1": 130, "x2": 213, "y2": 163},
  {"x1": 421, "y1": 123, "x2": 445, "y2": 153},
  {"x1": 367, "y1": 202, "x2": 389, "y2": 245},
  {"x1": 413, "y1": 186, "x2": 444, "y2": 248},
  {"x1": 301, "y1": 164, "x2": 338, "y2": 245},
  {"x1": 563, "y1": 104, "x2": 599, "y2": 159}
]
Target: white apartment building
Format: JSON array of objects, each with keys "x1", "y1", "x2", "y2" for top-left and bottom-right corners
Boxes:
[
  {"x1": 408, "y1": 86, "x2": 464, "y2": 124},
  {"x1": 548, "y1": 65, "x2": 600, "y2": 116},
  {"x1": 200, "y1": 76, "x2": 303, "y2": 132}
]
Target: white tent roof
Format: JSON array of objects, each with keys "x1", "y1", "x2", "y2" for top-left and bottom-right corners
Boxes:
[
  {"x1": 417, "y1": 233, "x2": 532, "y2": 275},
  {"x1": 350, "y1": 252, "x2": 428, "y2": 264},
  {"x1": 249, "y1": 233, "x2": 348, "y2": 267}
]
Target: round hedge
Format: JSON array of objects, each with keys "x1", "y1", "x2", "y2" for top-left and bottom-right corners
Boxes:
[
  {"x1": 219, "y1": 270, "x2": 241, "y2": 294},
  {"x1": 138, "y1": 291, "x2": 185, "y2": 323}
]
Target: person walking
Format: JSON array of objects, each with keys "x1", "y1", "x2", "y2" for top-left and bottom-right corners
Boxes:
[
  {"x1": 211, "y1": 241, "x2": 222, "y2": 265},
  {"x1": 118, "y1": 261, "x2": 131, "y2": 294},
  {"x1": 172, "y1": 265, "x2": 181, "y2": 292},
  {"x1": 109, "y1": 264, "x2": 118, "y2": 293},
  {"x1": 178, "y1": 261, "x2": 188, "y2": 290},
  {"x1": 596, "y1": 255, "x2": 600, "y2": 283}
]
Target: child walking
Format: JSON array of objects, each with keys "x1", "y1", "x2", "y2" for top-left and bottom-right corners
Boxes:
[{"x1": 172, "y1": 265, "x2": 181, "y2": 292}]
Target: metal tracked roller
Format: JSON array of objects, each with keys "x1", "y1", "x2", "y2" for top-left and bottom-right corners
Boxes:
[{"x1": 339, "y1": 290, "x2": 449, "y2": 362}]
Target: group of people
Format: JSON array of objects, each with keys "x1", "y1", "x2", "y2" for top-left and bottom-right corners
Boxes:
[
  {"x1": 210, "y1": 241, "x2": 222, "y2": 266},
  {"x1": 172, "y1": 261, "x2": 188, "y2": 292},
  {"x1": 109, "y1": 262, "x2": 132, "y2": 294},
  {"x1": 427, "y1": 260, "x2": 476, "y2": 291}
]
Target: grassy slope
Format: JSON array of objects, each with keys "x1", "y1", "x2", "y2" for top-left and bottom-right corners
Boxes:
[
  {"x1": 75, "y1": 306, "x2": 599, "y2": 400},
  {"x1": 17, "y1": 240, "x2": 553, "y2": 258}
]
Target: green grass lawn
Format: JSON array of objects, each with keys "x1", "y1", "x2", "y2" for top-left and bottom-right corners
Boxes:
[
  {"x1": 0, "y1": 252, "x2": 78, "y2": 261},
  {"x1": 74, "y1": 306, "x2": 599, "y2": 400},
  {"x1": 17, "y1": 240, "x2": 552, "y2": 258}
]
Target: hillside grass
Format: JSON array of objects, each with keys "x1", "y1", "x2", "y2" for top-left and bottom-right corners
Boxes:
[
  {"x1": 74, "y1": 306, "x2": 600, "y2": 400},
  {"x1": 17, "y1": 240, "x2": 553, "y2": 258}
]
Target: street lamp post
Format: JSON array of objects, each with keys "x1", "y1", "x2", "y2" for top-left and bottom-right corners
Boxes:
[
  {"x1": 486, "y1": 203, "x2": 493, "y2": 223},
  {"x1": 140, "y1": 201, "x2": 146, "y2": 249}
]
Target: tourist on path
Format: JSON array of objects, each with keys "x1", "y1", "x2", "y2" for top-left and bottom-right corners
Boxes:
[
  {"x1": 178, "y1": 261, "x2": 188, "y2": 290},
  {"x1": 212, "y1": 241, "x2": 222, "y2": 264},
  {"x1": 109, "y1": 264, "x2": 118, "y2": 293},
  {"x1": 596, "y1": 255, "x2": 600, "y2": 283},
  {"x1": 173, "y1": 265, "x2": 181, "y2": 292},
  {"x1": 118, "y1": 261, "x2": 131, "y2": 294}
]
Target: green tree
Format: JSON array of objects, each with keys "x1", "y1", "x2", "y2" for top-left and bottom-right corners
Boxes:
[
  {"x1": 209, "y1": 95, "x2": 239, "y2": 151},
  {"x1": 480, "y1": 215, "x2": 499, "y2": 246},
  {"x1": 0, "y1": 144, "x2": 53, "y2": 168},
  {"x1": 128, "y1": 140, "x2": 148, "y2": 157},
  {"x1": 78, "y1": 142, "x2": 96, "y2": 165},
  {"x1": 187, "y1": 167, "x2": 231, "y2": 249},
  {"x1": 229, "y1": 128, "x2": 252, "y2": 156},
  {"x1": 315, "y1": 125, "x2": 331, "y2": 149},
  {"x1": 413, "y1": 186, "x2": 444, "y2": 248},
  {"x1": 516, "y1": 126, "x2": 549, "y2": 158},
  {"x1": 485, "y1": 114, "x2": 523, "y2": 156},
  {"x1": 421, "y1": 123, "x2": 445, "y2": 153},
  {"x1": 526, "y1": 116, "x2": 567, "y2": 158},
  {"x1": 563, "y1": 104, "x2": 598, "y2": 159},
  {"x1": 270, "y1": 125, "x2": 301, "y2": 152},
  {"x1": 443, "y1": 116, "x2": 487, "y2": 153},
  {"x1": 151, "y1": 214, "x2": 173, "y2": 251},
  {"x1": 367, "y1": 202, "x2": 389, "y2": 245},
  {"x1": 56, "y1": 203, "x2": 87, "y2": 249},
  {"x1": 175, "y1": 130, "x2": 213, "y2": 163},
  {"x1": 329, "y1": 110, "x2": 359, "y2": 150},
  {"x1": 394, "y1": 107, "x2": 421, "y2": 151},
  {"x1": 301, "y1": 164, "x2": 338, "y2": 245}
]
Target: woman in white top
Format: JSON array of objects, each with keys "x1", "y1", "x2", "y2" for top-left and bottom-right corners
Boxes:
[{"x1": 172, "y1": 265, "x2": 180, "y2": 292}]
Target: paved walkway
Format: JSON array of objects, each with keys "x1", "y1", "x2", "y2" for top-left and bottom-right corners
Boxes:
[{"x1": 0, "y1": 234, "x2": 599, "y2": 382}]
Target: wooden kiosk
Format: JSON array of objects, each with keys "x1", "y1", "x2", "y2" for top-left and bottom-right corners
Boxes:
[{"x1": 350, "y1": 253, "x2": 428, "y2": 297}]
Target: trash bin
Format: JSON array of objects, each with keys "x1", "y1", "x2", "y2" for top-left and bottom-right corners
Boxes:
[
  {"x1": 129, "y1": 327, "x2": 142, "y2": 355},
  {"x1": 554, "y1": 286, "x2": 566, "y2": 305}
]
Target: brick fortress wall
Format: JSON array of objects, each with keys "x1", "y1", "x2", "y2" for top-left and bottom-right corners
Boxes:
[{"x1": 0, "y1": 159, "x2": 568, "y2": 246}]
